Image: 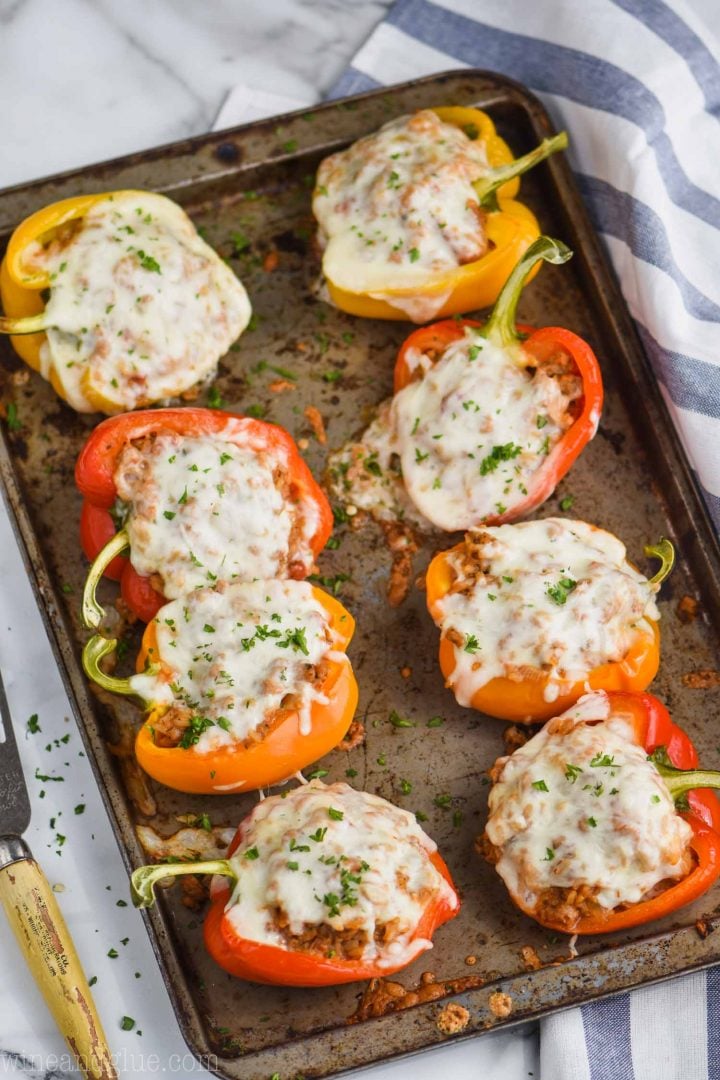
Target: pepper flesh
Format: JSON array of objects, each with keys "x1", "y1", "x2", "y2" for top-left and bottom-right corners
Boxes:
[
  {"x1": 499, "y1": 691, "x2": 720, "y2": 935},
  {"x1": 130, "y1": 810, "x2": 459, "y2": 986},
  {"x1": 426, "y1": 532, "x2": 673, "y2": 723},
  {"x1": 77, "y1": 407, "x2": 334, "y2": 624},
  {"x1": 394, "y1": 236, "x2": 604, "y2": 526},
  {"x1": 82, "y1": 585, "x2": 358, "y2": 795},
  {"x1": 318, "y1": 107, "x2": 567, "y2": 322}
]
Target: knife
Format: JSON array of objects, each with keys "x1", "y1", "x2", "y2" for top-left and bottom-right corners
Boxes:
[{"x1": 0, "y1": 667, "x2": 116, "y2": 1080}]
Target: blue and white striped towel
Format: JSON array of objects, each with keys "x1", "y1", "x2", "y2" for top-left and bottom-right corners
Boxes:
[{"x1": 330, "y1": 3, "x2": 720, "y2": 1078}]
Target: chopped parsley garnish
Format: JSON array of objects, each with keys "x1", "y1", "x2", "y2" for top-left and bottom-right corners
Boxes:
[
  {"x1": 532, "y1": 779, "x2": 549, "y2": 792},
  {"x1": 203, "y1": 624, "x2": 215, "y2": 634},
  {"x1": 479, "y1": 442, "x2": 522, "y2": 476},
  {"x1": 587, "y1": 817, "x2": 598, "y2": 828},
  {"x1": 399, "y1": 779, "x2": 413, "y2": 795},
  {"x1": 207, "y1": 386, "x2": 223, "y2": 409},
  {"x1": 6, "y1": 402, "x2": 21, "y2": 431},
  {"x1": 306, "y1": 767, "x2": 329, "y2": 780},
  {"x1": 543, "y1": 848, "x2": 555, "y2": 861},
  {"x1": 589, "y1": 752, "x2": 617, "y2": 769},
  {"x1": 388, "y1": 710, "x2": 415, "y2": 728},
  {"x1": 345, "y1": 767, "x2": 358, "y2": 778},
  {"x1": 136, "y1": 250, "x2": 161, "y2": 273},
  {"x1": 163, "y1": 510, "x2": 176, "y2": 520},
  {"x1": 276, "y1": 627, "x2": 309, "y2": 655},
  {"x1": 244, "y1": 847, "x2": 260, "y2": 860},
  {"x1": 309, "y1": 827, "x2": 327, "y2": 843},
  {"x1": 177, "y1": 487, "x2": 188, "y2": 505},
  {"x1": 408, "y1": 247, "x2": 420, "y2": 262},
  {"x1": 364, "y1": 456, "x2": 382, "y2": 477},
  {"x1": 651, "y1": 794, "x2": 661, "y2": 804},
  {"x1": 559, "y1": 495, "x2": 574, "y2": 511},
  {"x1": 27, "y1": 714, "x2": 41, "y2": 734},
  {"x1": 230, "y1": 231, "x2": 251, "y2": 255},
  {"x1": 322, "y1": 369, "x2": 343, "y2": 383},
  {"x1": 414, "y1": 448, "x2": 429, "y2": 463},
  {"x1": 464, "y1": 634, "x2": 480, "y2": 654},
  {"x1": 427, "y1": 716, "x2": 445, "y2": 728},
  {"x1": 468, "y1": 344, "x2": 480, "y2": 361},
  {"x1": 327, "y1": 807, "x2": 344, "y2": 821},
  {"x1": 546, "y1": 577, "x2": 577, "y2": 605},
  {"x1": 178, "y1": 715, "x2": 215, "y2": 749},
  {"x1": 564, "y1": 763, "x2": 583, "y2": 783},
  {"x1": 537, "y1": 415, "x2": 548, "y2": 429},
  {"x1": 387, "y1": 170, "x2": 401, "y2": 189},
  {"x1": 433, "y1": 793, "x2": 452, "y2": 809},
  {"x1": 120, "y1": 1016, "x2": 135, "y2": 1031}
]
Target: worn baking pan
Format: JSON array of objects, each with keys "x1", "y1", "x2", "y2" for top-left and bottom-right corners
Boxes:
[{"x1": 1, "y1": 70, "x2": 720, "y2": 1079}]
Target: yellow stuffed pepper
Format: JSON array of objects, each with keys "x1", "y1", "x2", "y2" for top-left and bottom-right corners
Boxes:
[{"x1": 312, "y1": 106, "x2": 567, "y2": 322}]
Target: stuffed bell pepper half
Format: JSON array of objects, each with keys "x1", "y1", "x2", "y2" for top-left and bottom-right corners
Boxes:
[
  {"x1": 131, "y1": 781, "x2": 459, "y2": 985},
  {"x1": 329, "y1": 237, "x2": 603, "y2": 532},
  {"x1": 313, "y1": 106, "x2": 567, "y2": 322},
  {"x1": 480, "y1": 690, "x2": 720, "y2": 934},
  {"x1": 78, "y1": 408, "x2": 333, "y2": 624},
  {"x1": 0, "y1": 191, "x2": 251, "y2": 413},
  {"x1": 426, "y1": 519, "x2": 674, "y2": 722}
]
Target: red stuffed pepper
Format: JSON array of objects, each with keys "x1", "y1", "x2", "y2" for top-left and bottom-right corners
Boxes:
[
  {"x1": 130, "y1": 781, "x2": 460, "y2": 985},
  {"x1": 481, "y1": 690, "x2": 720, "y2": 934},
  {"x1": 77, "y1": 408, "x2": 333, "y2": 625},
  {"x1": 328, "y1": 237, "x2": 603, "y2": 532}
]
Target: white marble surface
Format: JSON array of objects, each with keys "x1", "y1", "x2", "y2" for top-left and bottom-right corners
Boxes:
[{"x1": 0, "y1": 2, "x2": 539, "y2": 1078}]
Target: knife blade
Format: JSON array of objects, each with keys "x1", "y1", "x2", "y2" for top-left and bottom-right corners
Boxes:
[
  {"x1": 0, "y1": 668, "x2": 30, "y2": 835},
  {"x1": 0, "y1": 666, "x2": 117, "y2": 1080}
]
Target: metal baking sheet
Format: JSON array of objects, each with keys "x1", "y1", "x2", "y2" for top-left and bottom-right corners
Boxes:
[{"x1": 1, "y1": 70, "x2": 720, "y2": 1079}]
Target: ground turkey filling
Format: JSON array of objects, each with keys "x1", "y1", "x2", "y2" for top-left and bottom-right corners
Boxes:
[
  {"x1": 220, "y1": 782, "x2": 458, "y2": 963},
  {"x1": 481, "y1": 692, "x2": 693, "y2": 931},
  {"x1": 114, "y1": 429, "x2": 318, "y2": 598},
  {"x1": 129, "y1": 579, "x2": 339, "y2": 752}
]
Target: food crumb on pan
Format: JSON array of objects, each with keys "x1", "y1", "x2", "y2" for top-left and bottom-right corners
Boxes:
[
  {"x1": 682, "y1": 669, "x2": 720, "y2": 689},
  {"x1": 520, "y1": 945, "x2": 542, "y2": 971},
  {"x1": 567, "y1": 934, "x2": 579, "y2": 959},
  {"x1": 400, "y1": 666, "x2": 412, "y2": 679},
  {"x1": 436, "y1": 1003, "x2": 470, "y2": 1035},
  {"x1": 180, "y1": 874, "x2": 209, "y2": 911},
  {"x1": 503, "y1": 724, "x2": 531, "y2": 753},
  {"x1": 677, "y1": 595, "x2": 699, "y2": 623},
  {"x1": 262, "y1": 250, "x2": 279, "y2": 272},
  {"x1": 269, "y1": 379, "x2": 295, "y2": 393},
  {"x1": 339, "y1": 719, "x2": 365, "y2": 751},
  {"x1": 304, "y1": 404, "x2": 327, "y2": 444},
  {"x1": 488, "y1": 991, "x2": 513, "y2": 1019},
  {"x1": 465, "y1": 955, "x2": 477, "y2": 966},
  {"x1": 695, "y1": 919, "x2": 714, "y2": 940}
]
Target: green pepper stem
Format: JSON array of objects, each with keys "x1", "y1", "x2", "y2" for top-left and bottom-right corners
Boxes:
[
  {"x1": 480, "y1": 236, "x2": 573, "y2": 349},
  {"x1": 644, "y1": 538, "x2": 675, "y2": 585},
  {"x1": 131, "y1": 859, "x2": 235, "y2": 908},
  {"x1": 82, "y1": 634, "x2": 141, "y2": 697},
  {"x1": 474, "y1": 131, "x2": 569, "y2": 208},
  {"x1": 656, "y1": 763, "x2": 720, "y2": 800},
  {"x1": 0, "y1": 312, "x2": 48, "y2": 335},
  {"x1": 82, "y1": 528, "x2": 129, "y2": 630}
]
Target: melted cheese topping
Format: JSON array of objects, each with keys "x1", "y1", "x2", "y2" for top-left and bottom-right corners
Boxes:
[
  {"x1": 435, "y1": 519, "x2": 660, "y2": 706},
  {"x1": 392, "y1": 330, "x2": 577, "y2": 530},
  {"x1": 221, "y1": 781, "x2": 457, "y2": 965},
  {"x1": 115, "y1": 429, "x2": 319, "y2": 598},
  {"x1": 314, "y1": 110, "x2": 490, "y2": 316},
  {"x1": 27, "y1": 192, "x2": 251, "y2": 413},
  {"x1": 327, "y1": 400, "x2": 430, "y2": 530},
  {"x1": 329, "y1": 329, "x2": 581, "y2": 531},
  {"x1": 130, "y1": 580, "x2": 344, "y2": 750},
  {"x1": 485, "y1": 692, "x2": 693, "y2": 912}
]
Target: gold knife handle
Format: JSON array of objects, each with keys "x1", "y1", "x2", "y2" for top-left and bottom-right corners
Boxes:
[{"x1": 0, "y1": 837, "x2": 117, "y2": 1080}]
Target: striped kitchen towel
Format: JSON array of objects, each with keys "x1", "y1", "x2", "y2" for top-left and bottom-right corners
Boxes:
[{"x1": 329, "y1": 2, "x2": 720, "y2": 1079}]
